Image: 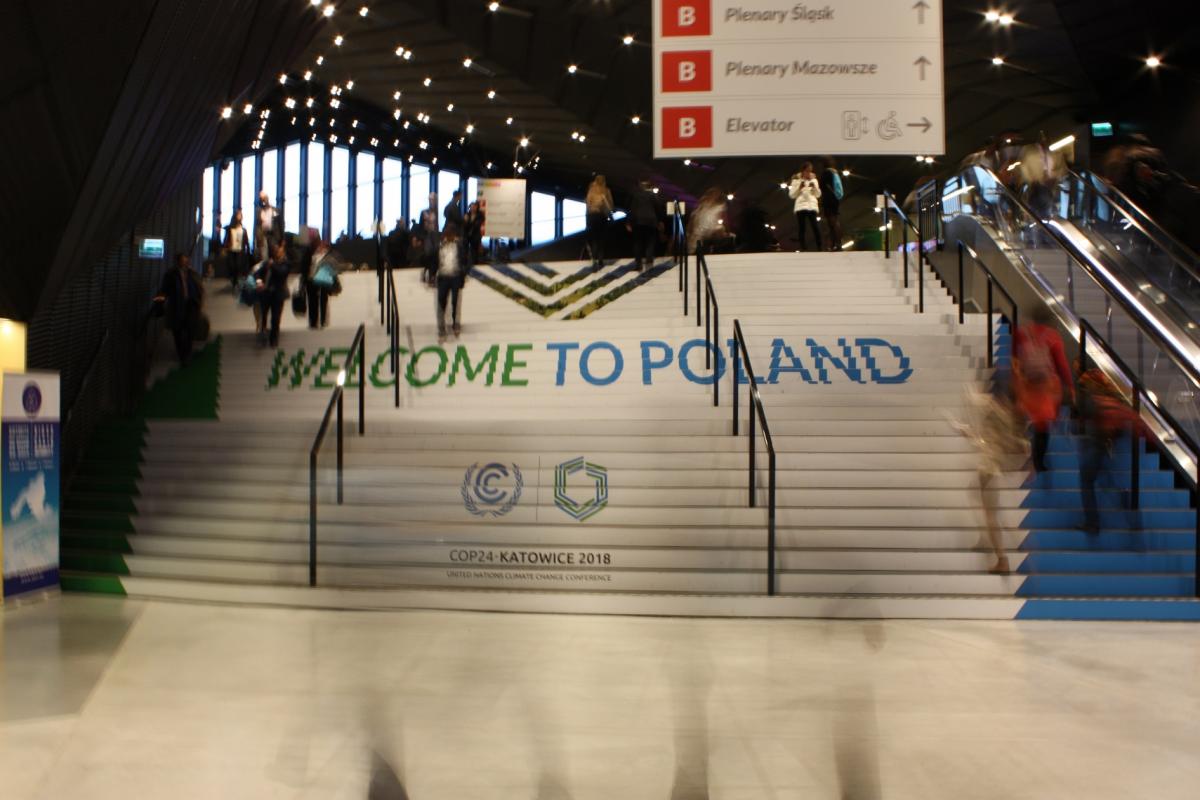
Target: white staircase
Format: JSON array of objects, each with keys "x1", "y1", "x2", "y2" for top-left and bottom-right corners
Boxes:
[{"x1": 62, "y1": 253, "x2": 1197, "y2": 618}]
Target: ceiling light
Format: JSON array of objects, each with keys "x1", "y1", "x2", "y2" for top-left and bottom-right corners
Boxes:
[
  {"x1": 506, "y1": 116, "x2": 513, "y2": 125},
  {"x1": 432, "y1": 157, "x2": 437, "y2": 164},
  {"x1": 446, "y1": 103, "x2": 454, "y2": 111},
  {"x1": 330, "y1": 98, "x2": 340, "y2": 108},
  {"x1": 323, "y1": 4, "x2": 334, "y2": 17},
  {"x1": 419, "y1": 140, "x2": 428, "y2": 149},
  {"x1": 1145, "y1": 55, "x2": 1162, "y2": 68},
  {"x1": 463, "y1": 57, "x2": 473, "y2": 68},
  {"x1": 465, "y1": 124, "x2": 475, "y2": 133},
  {"x1": 393, "y1": 139, "x2": 399, "y2": 146},
  {"x1": 306, "y1": 97, "x2": 315, "y2": 108},
  {"x1": 220, "y1": 106, "x2": 233, "y2": 119},
  {"x1": 403, "y1": 121, "x2": 410, "y2": 129},
  {"x1": 841, "y1": 169, "x2": 850, "y2": 176},
  {"x1": 359, "y1": 5, "x2": 369, "y2": 16},
  {"x1": 915, "y1": 155, "x2": 924, "y2": 162},
  {"x1": 992, "y1": 56, "x2": 1005, "y2": 66},
  {"x1": 683, "y1": 159, "x2": 691, "y2": 165},
  {"x1": 780, "y1": 182, "x2": 788, "y2": 189},
  {"x1": 304, "y1": 70, "x2": 313, "y2": 80},
  {"x1": 984, "y1": 10, "x2": 999, "y2": 22},
  {"x1": 1049, "y1": 134, "x2": 1076, "y2": 152},
  {"x1": 393, "y1": 108, "x2": 401, "y2": 119},
  {"x1": 488, "y1": 2, "x2": 499, "y2": 11},
  {"x1": 285, "y1": 97, "x2": 296, "y2": 109},
  {"x1": 395, "y1": 45, "x2": 405, "y2": 56},
  {"x1": 315, "y1": 55, "x2": 324, "y2": 65},
  {"x1": 403, "y1": 50, "x2": 412, "y2": 60},
  {"x1": 310, "y1": 0, "x2": 322, "y2": 5},
  {"x1": 486, "y1": 162, "x2": 493, "y2": 170},
  {"x1": 998, "y1": 13, "x2": 1013, "y2": 25},
  {"x1": 487, "y1": 89, "x2": 496, "y2": 99},
  {"x1": 578, "y1": 135, "x2": 586, "y2": 142},
  {"x1": 242, "y1": 103, "x2": 253, "y2": 114},
  {"x1": 567, "y1": 64, "x2": 578, "y2": 74},
  {"x1": 622, "y1": 34, "x2": 634, "y2": 45},
  {"x1": 631, "y1": 115, "x2": 641, "y2": 124},
  {"x1": 351, "y1": 119, "x2": 359, "y2": 128},
  {"x1": 393, "y1": 90, "x2": 402, "y2": 100},
  {"x1": 519, "y1": 136, "x2": 530, "y2": 147},
  {"x1": 309, "y1": 117, "x2": 315, "y2": 126},
  {"x1": 279, "y1": 74, "x2": 288, "y2": 84},
  {"x1": 571, "y1": 131, "x2": 579, "y2": 139},
  {"x1": 651, "y1": 187, "x2": 659, "y2": 194},
  {"x1": 330, "y1": 133, "x2": 338, "y2": 143},
  {"x1": 423, "y1": 77, "x2": 432, "y2": 87},
  {"x1": 924, "y1": 156, "x2": 934, "y2": 163},
  {"x1": 348, "y1": 135, "x2": 355, "y2": 144},
  {"x1": 334, "y1": 34, "x2": 344, "y2": 46},
  {"x1": 345, "y1": 80, "x2": 354, "y2": 90},
  {"x1": 726, "y1": 193, "x2": 734, "y2": 200}
]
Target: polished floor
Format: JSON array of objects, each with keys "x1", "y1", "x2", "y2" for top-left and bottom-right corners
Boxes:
[{"x1": 1, "y1": 595, "x2": 1198, "y2": 798}]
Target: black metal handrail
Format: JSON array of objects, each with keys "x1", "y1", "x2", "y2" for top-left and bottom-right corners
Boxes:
[
  {"x1": 1078, "y1": 318, "x2": 1200, "y2": 598},
  {"x1": 308, "y1": 323, "x2": 366, "y2": 587},
  {"x1": 673, "y1": 202, "x2": 690, "y2": 313},
  {"x1": 960, "y1": 167, "x2": 1200, "y2": 392},
  {"x1": 697, "y1": 247, "x2": 720, "y2": 407},
  {"x1": 955, "y1": 241, "x2": 1021, "y2": 367},
  {"x1": 882, "y1": 191, "x2": 928, "y2": 313},
  {"x1": 386, "y1": 262, "x2": 401, "y2": 408},
  {"x1": 731, "y1": 319, "x2": 778, "y2": 595}
]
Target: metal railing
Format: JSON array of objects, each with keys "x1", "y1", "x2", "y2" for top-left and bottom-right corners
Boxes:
[
  {"x1": 732, "y1": 319, "x2": 778, "y2": 596},
  {"x1": 1078, "y1": 318, "x2": 1200, "y2": 596},
  {"x1": 882, "y1": 191, "x2": 928, "y2": 313},
  {"x1": 308, "y1": 323, "x2": 366, "y2": 587},
  {"x1": 673, "y1": 203, "x2": 690, "y2": 314},
  {"x1": 955, "y1": 241, "x2": 1020, "y2": 367},
  {"x1": 385, "y1": 262, "x2": 401, "y2": 407}
]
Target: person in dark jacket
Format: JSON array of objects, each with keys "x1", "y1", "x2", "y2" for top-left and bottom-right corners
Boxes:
[
  {"x1": 223, "y1": 208, "x2": 251, "y2": 288},
  {"x1": 443, "y1": 189, "x2": 465, "y2": 236},
  {"x1": 156, "y1": 253, "x2": 204, "y2": 365},
  {"x1": 818, "y1": 157, "x2": 845, "y2": 252},
  {"x1": 435, "y1": 229, "x2": 467, "y2": 341},
  {"x1": 259, "y1": 240, "x2": 291, "y2": 347},
  {"x1": 386, "y1": 218, "x2": 409, "y2": 268},
  {"x1": 464, "y1": 201, "x2": 484, "y2": 267},
  {"x1": 627, "y1": 180, "x2": 659, "y2": 271},
  {"x1": 418, "y1": 206, "x2": 440, "y2": 285}
]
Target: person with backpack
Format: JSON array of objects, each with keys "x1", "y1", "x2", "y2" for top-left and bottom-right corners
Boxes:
[
  {"x1": 819, "y1": 157, "x2": 845, "y2": 251},
  {"x1": 1076, "y1": 366, "x2": 1146, "y2": 535},
  {"x1": 1013, "y1": 306, "x2": 1074, "y2": 472}
]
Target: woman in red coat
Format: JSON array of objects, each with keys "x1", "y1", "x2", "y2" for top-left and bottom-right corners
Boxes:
[{"x1": 1013, "y1": 306, "x2": 1075, "y2": 472}]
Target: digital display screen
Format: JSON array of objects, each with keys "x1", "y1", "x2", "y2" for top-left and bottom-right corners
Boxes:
[
  {"x1": 138, "y1": 238, "x2": 165, "y2": 259},
  {"x1": 1091, "y1": 122, "x2": 1114, "y2": 138}
]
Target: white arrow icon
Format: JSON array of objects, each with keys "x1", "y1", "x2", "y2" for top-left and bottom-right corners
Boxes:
[{"x1": 914, "y1": 56, "x2": 932, "y2": 80}]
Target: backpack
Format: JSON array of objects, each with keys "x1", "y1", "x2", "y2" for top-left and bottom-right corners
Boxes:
[{"x1": 1019, "y1": 330, "x2": 1054, "y2": 383}]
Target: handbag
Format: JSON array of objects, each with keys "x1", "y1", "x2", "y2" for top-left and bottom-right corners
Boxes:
[
  {"x1": 312, "y1": 262, "x2": 337, "y2": 288},
  {"x1": 292, "y1": 288, "x2": 307, "y2": 316},
  {"x1": 238, "y1": 273, "x2": 258, "y2": 306}
]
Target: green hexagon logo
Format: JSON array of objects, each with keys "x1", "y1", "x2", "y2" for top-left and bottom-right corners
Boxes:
[{"x1": 554, "y1": 456, "x2": 608, "y2": 522}]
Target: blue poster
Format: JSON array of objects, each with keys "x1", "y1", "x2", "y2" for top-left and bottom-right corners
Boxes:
[{"x1": 2, "y1": 373, "x2": 60, "y2": 598}]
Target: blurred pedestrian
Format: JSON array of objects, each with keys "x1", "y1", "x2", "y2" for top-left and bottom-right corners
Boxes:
[
  {"x1": 259, "y1": 240, "x2": 291, "y2": 348},
  {"x1": 222, "y1": 208, "x2": 251, "y2": 289},
  {"x1": 464, "y1": 201, "x2": 484, "y2": 267},
  {"x1": 443, "y1": 189, "x2": 465, "y2": 236},
  {"x1": 1014, "y1": 306, "x2": 1074, "y2": 473},
  {"x1": 307, "y1": 237, "x2": 337, "y2": 329},
  {"x1": 585, "y1": 174, "x2": 614, "y2": 267},
  {"x1": 386, "y1": 218, "x2": 409, "y2": 269},
  {"x1": 155, "y1": 253, "x2": 203, "y2": 365},
  {"x1": 1076, "y1": 366, "x2": 1145, "y2": 534},
  {"x1": 255, "y1": 190, "x2": 282, "y2": 260},
  {"x1": 819, "y1": 157, "x2": 845, "y2": 251},
  {"x1": 788, "y1": 162, "x2": 822, "y2": 251},
  {"x1": 686, "y1": 188, "x2": 729, "y2": 254},
  {"x1": 435, "y1": 228, "x2": 466, "y2": 341},
  {"x1": 627, "y1": 180, "x2": 659, "y2": 271}
]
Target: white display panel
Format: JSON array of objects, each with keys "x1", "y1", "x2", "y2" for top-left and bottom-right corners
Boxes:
[{"x1": 652, "y1": 0, "x2": 944, "y2": 157}]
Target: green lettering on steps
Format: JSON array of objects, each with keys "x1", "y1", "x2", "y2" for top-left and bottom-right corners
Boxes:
[
  {"x1": 449, "y1": 345, "x2": 499, "y2": 386},
  {"x1": 502, "y1": 344, "x2": 532, "y2": 386},
  {"x1": 267, "y1": 349, "x2": 326, "y2": 390},
  {"x1": 407, "y1": 346, "x2": 448, "y2": 387},
  {"x1": 369, "y1": 348, "x2": 408, "y2": 388}
]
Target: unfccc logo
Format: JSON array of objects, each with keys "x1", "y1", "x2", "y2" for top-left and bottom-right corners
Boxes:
[
  {"x1": 461, "y1": 462, "x2": 523, "y2": 517},
  {"x1": 554, "y1": 457, "x2": 609, "y2": 522}
]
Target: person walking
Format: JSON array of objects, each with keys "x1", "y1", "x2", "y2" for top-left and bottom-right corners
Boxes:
[
  {"x1": 418, "y1": 202, "x2": 440, "y2": 286},
  {"x1": 788, "y1": 163, "x2": 822, "y2": 251},
  {"x1": 464, "y1": 201, "x2": 484, "y2": 267},
  {"x1": 156, "y1": 253, "x2": 204, "y2": 366},
  {"x1": 306, "y1": 236, "x2": 337, "y2": 329},
  {"x1": 443, "y1": 189, "x2": 465, "y2": 237},
  {"x1": 222, "y1": 208, "x2": 251, "y2": 289},
  {"x1": 627, "y1": 180, "x2": 659, "y2": 271},
  {"x1": 435, "y1": 228, "x2": 467, "y2": 342},
  {"x1": 259, "y1": 240, "x2": 291, "y2": 348},
  {"x1": 819, "y1": 158, "x2": 845, "y2": 251},
  {"x1": 255, "y1": 190, "x2": 282, "y2": 261},
  {"x1": 585, "y1": 174, "x2": 614, "y2": 267},
  {"x1": 386, "y1": 218, "x2": 409, "y2": 269},
  {"x1": 1013, "y1": 306, "x2": 1074, "y2": 473}
]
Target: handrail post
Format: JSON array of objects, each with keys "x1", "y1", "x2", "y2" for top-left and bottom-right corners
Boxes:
[
  {"x1": 957, "y1": 242, "x2": 965, "y2": 325},
  {"x1": 309, "y1": 451, "x2": 317, "y2": 587},
  {"x1": 704, "y1": 276, "x2": 711, "y2": 369},
  {"x1": 695, "y1": 250, "x2": 701, "y2": 327},
  {"x1": 358, "y1": 331, "x2": 365, "y2": 435},
  {"x1": 336, "y1": 389, "x2": 344, "y2": 504},
  {"x1": 903, "y1": 223, "x2": 909, "y2": 287},
  {"x1": 1130, "y1": 389, "x2": 1141, "y2": 511},
  {"x1": 884, "y1": 201, "x2": 890, "y2": 257},
  {"x1": 748, "y1": 388, "x2": 757, "y2": 507},
  {"x1": 986, "y1": 278, "x2": 994, "y2": 368},
  {"x1": 713, "y1": 302, "x2": 720, "y2": 408},
  {"x1": 768, "y1": 449, "x2": 776, "y2": 596},
  {"x1": 918, "y1": 246, "x2": 925, "y2": 313},
  {"x1": 732, "y1": 334, "x2": 740, "y2": 435}
]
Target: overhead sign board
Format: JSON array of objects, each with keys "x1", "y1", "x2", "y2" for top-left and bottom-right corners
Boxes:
[
  {"x1": 478, "y1": 179, "x2": 527, "y2": 240},
  {"x1": 652, "y1": 0, "x2": 945, "y2": 157}
]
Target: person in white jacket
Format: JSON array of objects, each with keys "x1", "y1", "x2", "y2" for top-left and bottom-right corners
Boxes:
[{"x1": 788, "y1": 162, "x2": 822, "y2": 251}]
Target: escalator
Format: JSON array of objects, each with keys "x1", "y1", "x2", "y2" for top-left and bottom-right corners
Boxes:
[{"x1": 937, "y1": 165, "x2": 1200, "y2": 485}]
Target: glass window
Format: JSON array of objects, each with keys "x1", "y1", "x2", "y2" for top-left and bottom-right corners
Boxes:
[
  {"x1": 202, "y1": 166, "x2": 215, "y2": 240},
  {"x1": 239, "y1": 156, "x2": 256, "y2": 224},
  {"x1": 381, "y1": 158, "x2": 404, "y2": 233},
  {"x1": 329, "y1": 147, "x2": 350, "y2": 242},
  {"x1": 437, "y1": 170, "x2": 461, "y2": 220},
  {"x1": 467, "y1": 176, "x2": 479, "y2": 206},
  {"x1": 219, "y1": 161, "x2": 235, "y2": 228},
  {"x1": 406, "y1": 162, "x2": 430, "y2": 227},
  {"x1": 355, "y1": 150, "x2": 377, "y2": 237},
  {"x1": 261, "y1": 149, "x2": 278, "y2": 207},
  {"x1": 284, "y1": 143, "x2": 301, "y2": 233},
  {"x1": 307, "y1": 142, "x2": 326, "y2": 238},
  {"x1": 530, "y1": 191, "x2": 556, "y2": 245},
  {"x1": 562, "y1": 198, "x2": 587, "y2": 237}
]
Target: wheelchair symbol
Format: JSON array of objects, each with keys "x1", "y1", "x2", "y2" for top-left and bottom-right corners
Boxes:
[{"x1": 877, "y1": 112, "x2": 903, "y2": 141}]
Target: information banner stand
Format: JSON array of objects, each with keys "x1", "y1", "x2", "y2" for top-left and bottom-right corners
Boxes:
[
  {"x1": 1, "y1": 372, "x2": 61, "y2": 602},
  {"x1": 478, "y1": 179, "x2": 528, "y2": 240}
]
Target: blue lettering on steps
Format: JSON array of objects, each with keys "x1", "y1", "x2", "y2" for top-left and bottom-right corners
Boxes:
[
  {"x1": 580, "y1": 342, "x2": 624, "y2": 386},
  {"x1": 545, "y1": 342, "x2": 580, "y2": 386},
  {"x1": 640, "y1": 341, "x2": 674, "y2": 385}
]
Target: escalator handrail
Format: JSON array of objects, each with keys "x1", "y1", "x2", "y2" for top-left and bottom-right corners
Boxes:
[
  {"x1": 952, "y1": 166, "x2": 1200, "y2": 391},
  {"x1": 1067, "y1": 168, "x2": 1200, "y2": 287}
]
